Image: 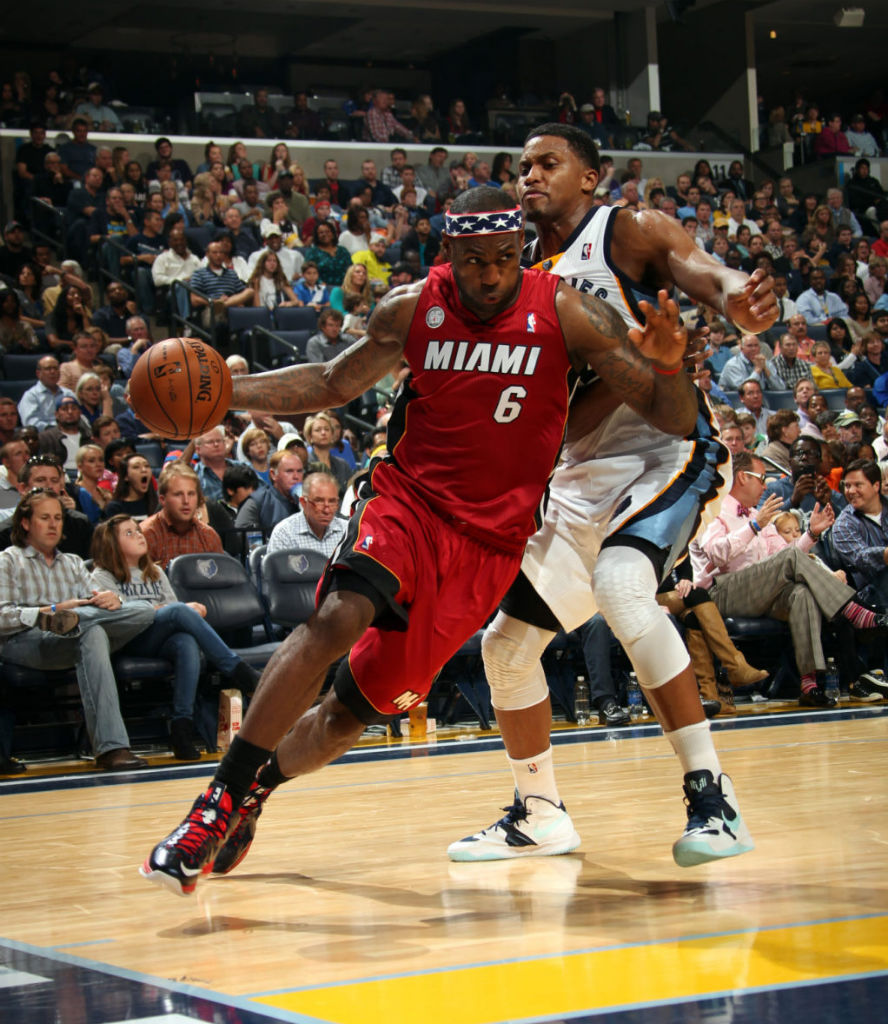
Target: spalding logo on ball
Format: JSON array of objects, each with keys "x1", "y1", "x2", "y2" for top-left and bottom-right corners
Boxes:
[{"x1": 129, "y1": 338, "x2": 233, "y2": 439}]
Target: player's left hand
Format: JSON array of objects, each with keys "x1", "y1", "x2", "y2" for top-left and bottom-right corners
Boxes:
[
  {"x1": 725, "y1": 268, "x2": 778, "y2": 331},
  {"x1": 629, "y1": 289, "x2": 687, "y2": 371}
]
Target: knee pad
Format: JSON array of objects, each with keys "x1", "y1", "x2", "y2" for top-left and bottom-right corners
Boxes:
[
  {"x1": 482, "y1": 611, "x2": 555, "y2": 711},
  {"x1": 593, "y1": 546, "x2": 689, "y2": 689}
]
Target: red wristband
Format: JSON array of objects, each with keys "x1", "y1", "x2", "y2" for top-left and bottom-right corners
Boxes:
[{"x1": 653, "y1": 363, "x2": 683, "y2": 376}]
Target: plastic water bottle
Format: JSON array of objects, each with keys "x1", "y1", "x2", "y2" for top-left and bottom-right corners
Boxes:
[
  {"x1": 824, "y1": 658, "x2": 840, "y2": 705},
  {"x1": 289, "y1": 482, "x2": 303, "y2": 501},
  {"x1": 574, "y1": 676, "x2": 590, "y2": 725},
  {"x1": 246, "y1": 530, "x2": 262, "y2": 553},
  {"x1": 627, "y1": 673, "x2": 643, "y2": 720}
]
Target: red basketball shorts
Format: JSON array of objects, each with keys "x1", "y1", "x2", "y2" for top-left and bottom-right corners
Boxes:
[{"x1": 326, "y1": 464, "x2": 521, "y2": 718}]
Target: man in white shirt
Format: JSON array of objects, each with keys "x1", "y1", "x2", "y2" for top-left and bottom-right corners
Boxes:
[
  {"x1": 151, "y1": 224, "x2": 201, "y2": 320},
  {"x1": 726, "y1": 198, "x2": 761, "y2": 240},
  {"x1": 393, "y1": 166, "x2": 429, "y2": 208},
  {"x1": 245, "y1": 224, "x2": 303, "y2": 281}
]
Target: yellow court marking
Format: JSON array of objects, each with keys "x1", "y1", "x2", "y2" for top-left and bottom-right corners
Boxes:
[{"x1": 258, "y1": 915, "x2": 888, "y2": 1024}]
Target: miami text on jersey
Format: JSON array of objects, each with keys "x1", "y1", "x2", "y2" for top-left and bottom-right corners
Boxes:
[{"x1": 423, "y1": 340, "x2": 542, "y2": 375}]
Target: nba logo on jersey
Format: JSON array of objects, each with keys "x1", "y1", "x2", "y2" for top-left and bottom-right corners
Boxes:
[
  {"x1": 526, "y1": 312, "x2": 536, "y2": 333},
  {"x1": 581, "y1": 243, "x2": 592, "y2": 259},
  {"x1": 360, "y1": 535, "x2": 373, "y2": 551}
]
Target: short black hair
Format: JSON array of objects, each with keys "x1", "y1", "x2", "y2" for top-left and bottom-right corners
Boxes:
[
  {"x1": 222, "y1": 463, "x2": 260, "y2": 495},
  {"x1": 449, "y1": 185, "x2": 517, "y2": 216},
  {"x1": 104, "y1": 437, "x2": 135, "y2": 468},
  {"x1": 845, "y1": 458, "x2": 881, "y2": 486},
  {"x1": 523, "y1": 122, "x2": 600, "y2": 173}
]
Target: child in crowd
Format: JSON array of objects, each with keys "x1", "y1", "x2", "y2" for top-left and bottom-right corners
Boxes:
[
  {"x1": 342, "y1": 292, "x2": 371, "y2": 340},
  {"x1": 774, "y1": 509, "x2": 847, "y2": 582},
  {"x1": 293, "y1": 261, "x2": 330, "y2": 311}
]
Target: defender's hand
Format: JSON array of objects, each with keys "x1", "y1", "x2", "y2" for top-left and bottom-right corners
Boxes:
[{"x1": 628, "y1": 289, "x2": 687, "y2": 371}]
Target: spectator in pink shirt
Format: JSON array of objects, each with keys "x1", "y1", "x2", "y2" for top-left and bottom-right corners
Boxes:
[{"x1": 690, "y1": 450, "x2": 886, "y2": 707}]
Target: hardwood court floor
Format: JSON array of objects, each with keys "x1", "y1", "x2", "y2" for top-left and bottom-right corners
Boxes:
[{"x1": 1, "y1": 708, "x2": 886, "y2": 1024}]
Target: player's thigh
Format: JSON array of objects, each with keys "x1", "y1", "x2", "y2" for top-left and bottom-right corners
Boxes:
[
  {"x1": 349, "y1": 530, "x2": 521, "y2": 715},
  {"x1": 520, "y1": 499, "x2": 602, "y2": 633}
]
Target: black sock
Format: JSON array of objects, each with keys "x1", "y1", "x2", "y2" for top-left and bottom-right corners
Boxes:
[
  {"x1": 215, "y1": 736, "x2": 273, "y2": 807},
  {"x1": 256, "y1": 750, "x2": 290, "y2": 790}
]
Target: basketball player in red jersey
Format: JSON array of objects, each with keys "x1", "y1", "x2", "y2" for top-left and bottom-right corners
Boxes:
[{"x1": 141, "y1": 186, "x2": 698, "y2": 896}]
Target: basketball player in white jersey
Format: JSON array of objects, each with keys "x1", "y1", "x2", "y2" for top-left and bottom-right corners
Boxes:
[{"x1": 449, "y1": 124, "x2": 778, "y2": 866}]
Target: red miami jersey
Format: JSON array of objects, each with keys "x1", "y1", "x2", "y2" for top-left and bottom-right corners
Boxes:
[{"x1": 384, "y1": 263, "x2": 572, "y2": 552}]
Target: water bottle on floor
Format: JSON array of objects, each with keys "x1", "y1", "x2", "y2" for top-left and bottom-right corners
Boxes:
[
  {"x1": 627, "y1": 673, "x2": 643, "y2": 720},
  {"x1": 574, "y1": 675, "x2": 590, "y2": 725},
  {"x1": 824, "y1": 658, "x2": 840, "y2": 705}
]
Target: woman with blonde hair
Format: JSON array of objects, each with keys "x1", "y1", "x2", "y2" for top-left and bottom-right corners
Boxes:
[
  {"x1": 75, "y1": 372, "x2": 113, "y2": 427},
  {"x1": 288, "y1": 163, "x2": 310, "y2": 197},
  {"x1": 190, "y1": 178, "x2": 218, "y2": 228},
  {"x1": 330, "y1": 262, "x2": 372, "y2": 313},
  {"x1": 801, "y1": 204, "x2": 835, "y2": 248},
  {"x1": 160, "y1": 179, "x2": 191, "y2": 226},
  {"x1": 643, "y1": 177, "x2": 666, "y2": 207},
  {"x1": 247, "y1": 251, "x2": 302, "y2": 310},
  {"x1": 75, "y1": 443, "x2": 111, "y2": 524},
  {"x1": 303, "y1": 411, "x2": 351, "y2": 492},
  {"x1": 110, "y1": 146, "x2": 129, "y2": 184},
  {"x1": 91, "y1": 515, "x2": 260, "y2": 759}
]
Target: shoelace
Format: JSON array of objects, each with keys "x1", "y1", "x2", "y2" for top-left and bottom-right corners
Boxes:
[
  {"x1": 171, "y1": 792, "x2": 231, "y2": 856},
  {"x1": 684, "y1": 788, "x2": 731, "y2": 829},
  {"x1": 496, "y1": 798, "x2": 528, "y2": 828}
]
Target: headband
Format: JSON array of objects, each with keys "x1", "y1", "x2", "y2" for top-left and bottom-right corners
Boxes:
[{"x1": 444, "y1": 207, "x2": 523, "y2": 236}]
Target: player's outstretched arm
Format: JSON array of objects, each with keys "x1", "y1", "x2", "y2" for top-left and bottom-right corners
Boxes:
[
  {"x1": 230, "y1": 287, "x2": 416, "y2": 416},
  {"x1": 634, "y1": 211, "x2": 778, "y2": 334},
  {"x1": 557, "y1": 284, "x2": 697, "y2": 437}
]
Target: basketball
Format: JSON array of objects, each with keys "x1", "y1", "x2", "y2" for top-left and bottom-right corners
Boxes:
[{"x1": 128, "y1": 338, "x2": 233, "y2": 440}]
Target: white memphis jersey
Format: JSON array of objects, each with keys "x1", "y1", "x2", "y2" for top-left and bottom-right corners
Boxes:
[
  {"x1": 517, "y1": 203, "x2": 730, "y2": 600},
  {"x1": 523, "y1": 206, "x2": 659, "y2": 332}
]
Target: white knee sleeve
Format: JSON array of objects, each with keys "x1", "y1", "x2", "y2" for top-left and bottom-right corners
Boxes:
[
  {"x1": 593, "y1": 546, "x2": 689, "y2": 689},
  {"x1": 482, "y1": 611, "x2": 555, "y2": 711}
]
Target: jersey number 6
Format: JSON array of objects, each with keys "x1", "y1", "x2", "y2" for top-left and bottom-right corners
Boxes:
[{"x1": 493, "y1": 385, "x2": 527, "y2": 424}]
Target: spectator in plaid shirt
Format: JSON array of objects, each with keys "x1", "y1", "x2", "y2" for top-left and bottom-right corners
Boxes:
[
  {"x1": 364, "y1": 90, "x2": 417, "y2": 144},
  {"x1": 0, "y1": 488, "x2": 154, "y2": 770},
  {"x1": 768, "y1": 332, "x2": 814, "y2": 389},
  {"x1": 831, "y1": 458, "x2": 888, "y2": 606}
]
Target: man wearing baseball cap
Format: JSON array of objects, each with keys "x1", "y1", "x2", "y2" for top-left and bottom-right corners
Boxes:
[
  {"x1": 38, "y1": 394, "x2": 91, "y2": 471},
  {"x1": 0, "y1": 220, "x2": 33, "y2": 279},
  {"x1": 74, "y1": 82, "x2": 123, "y2": 132},
  {"x1": 246, "y1": 222, "x2": 303, "y2": 280}
]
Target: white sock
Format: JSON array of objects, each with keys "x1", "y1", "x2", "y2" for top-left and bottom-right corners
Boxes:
[
  {"x1": 664, "y1": 720, "x2": 722, "y2": 778},
  {"x1": 507, "y1": 745, "x2": 561, "y2": 805}
]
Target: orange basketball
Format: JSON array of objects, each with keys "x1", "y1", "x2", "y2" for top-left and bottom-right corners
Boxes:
[{"x1": 129, "y1": 338, "x2": 233, "y2": 440}]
